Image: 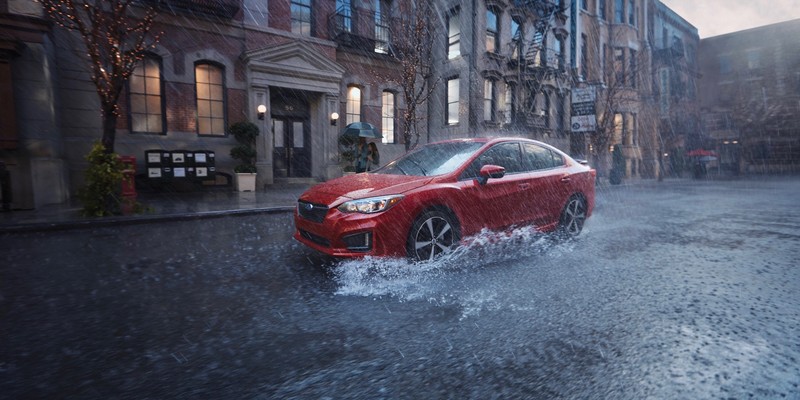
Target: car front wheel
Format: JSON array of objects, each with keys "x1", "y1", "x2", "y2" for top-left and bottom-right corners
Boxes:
[
  {"x1": 407, "y1": 210, "x2": 459, "y2": 262},
  {"x1": 558, "y1": 196, "x2": 587, "y2": 238}
]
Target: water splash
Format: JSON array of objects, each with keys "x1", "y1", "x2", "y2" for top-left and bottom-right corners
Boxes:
[{"x1": 332, "y1": 225, "x2": 575, "y2": 301}]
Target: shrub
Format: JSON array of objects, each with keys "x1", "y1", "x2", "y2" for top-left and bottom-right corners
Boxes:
[{"x1": 78, "y1": 142, "x2": 125, "y2": 216}]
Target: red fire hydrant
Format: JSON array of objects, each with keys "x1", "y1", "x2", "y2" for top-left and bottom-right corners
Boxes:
[{"x1": 119, "y1": 155, "x2": 137, "y2": 215}]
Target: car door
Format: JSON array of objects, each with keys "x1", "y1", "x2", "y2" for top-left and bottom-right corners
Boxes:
[
  {"x1": 521, "y1": 143, "x2": 569, "y2": 229},
  {"x1": 456, "y1": 142, "x2": 528, "y2": 231}
]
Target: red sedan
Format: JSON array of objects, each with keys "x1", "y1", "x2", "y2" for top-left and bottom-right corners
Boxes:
[{"x1": 294, "y1": 137, "x2": 595, "y2": 261}]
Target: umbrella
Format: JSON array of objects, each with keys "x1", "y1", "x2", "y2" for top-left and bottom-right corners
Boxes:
[
  {"x1": 686, "y1": 149, "x2": 717, "y2": 157},
  {"x1": 341, "y1": 122, "x2": 383, "y2": 139}
]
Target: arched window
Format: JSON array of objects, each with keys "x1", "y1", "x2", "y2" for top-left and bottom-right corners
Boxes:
[
  {"x1": 129, "y1": 54, "x2": 164, "y2": 134},
  {"x1": 195, "y1": 63, "x2": 226, "y2": 136}
]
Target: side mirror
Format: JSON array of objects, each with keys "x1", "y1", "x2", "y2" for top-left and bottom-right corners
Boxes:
[{"x1": 477, "y1": 164, "x2": 505, "y2": 185}]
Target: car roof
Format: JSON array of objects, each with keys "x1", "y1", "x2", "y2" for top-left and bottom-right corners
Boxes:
[{"x1": 427, "y1": 136, "x2": 554, "y2": 148}]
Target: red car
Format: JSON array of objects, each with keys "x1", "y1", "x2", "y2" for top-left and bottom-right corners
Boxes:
[{"x1": 294, "y1": 137, "x2": 595, "y2": 261}]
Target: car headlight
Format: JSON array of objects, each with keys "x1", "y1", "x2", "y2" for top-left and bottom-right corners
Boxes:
[{"x1": 338, "y1": 195, "x2": 404, "y2": 214}]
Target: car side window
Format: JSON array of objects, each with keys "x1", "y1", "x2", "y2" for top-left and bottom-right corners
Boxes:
[
  {"x1": 523, "y1": 143, "x2": 564, "y2": 171},
  {"x1": 459, "y1": 142, "x2": 523, "y2": 180}
]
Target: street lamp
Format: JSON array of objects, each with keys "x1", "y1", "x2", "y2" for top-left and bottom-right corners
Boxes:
[
  {"x1": 257, "y1": 104, "x2": 267, "y2": 120},
  {"x1": 330, "y1": 112, "x2": 339, "y2": 126}
]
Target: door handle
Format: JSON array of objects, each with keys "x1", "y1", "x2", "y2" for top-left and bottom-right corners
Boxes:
[
  {"x1": 560, "y1": 176, "x2": 571, "y2": 183},
  {"x1": 518, "y1": 183, "x2": 531, "y2": 190}
]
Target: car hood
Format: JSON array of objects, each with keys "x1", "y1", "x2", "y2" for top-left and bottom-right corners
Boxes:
[{"x1": 298, "y1": 173, "x2": 433, "y2": 206}]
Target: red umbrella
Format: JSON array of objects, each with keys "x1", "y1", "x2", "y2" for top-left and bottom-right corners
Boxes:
[{"x1": 686, "y1": 149, "x2": 717, "y2": 157}]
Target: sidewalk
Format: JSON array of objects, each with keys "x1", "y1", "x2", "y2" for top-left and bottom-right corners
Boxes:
[{"x1": 0, "y1": 183, "x2": 311, "y2": 233}]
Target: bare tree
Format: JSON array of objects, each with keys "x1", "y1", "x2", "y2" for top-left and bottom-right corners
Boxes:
[
  {"x1": 382, "y1": 2, "x2": 440, "y2": 151},
  {"x1": 39, "y1": 0, "x2": 161, "y2": 153},
  {"x1": 582, "y1": 22, "x2": 654, "y2": 177}
]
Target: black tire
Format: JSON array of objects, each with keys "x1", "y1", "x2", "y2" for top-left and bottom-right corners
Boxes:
[
  {"x1": 558, "y1": 196, "x2": 587, "y2": 238},
  {"x1": 407, "y1": 210, "x2": 459, "y2": 262}
]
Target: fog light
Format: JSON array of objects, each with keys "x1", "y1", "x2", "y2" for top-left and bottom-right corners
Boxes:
[{"x1": 342, "y1": 232, "x2": 372, "y2": 252}]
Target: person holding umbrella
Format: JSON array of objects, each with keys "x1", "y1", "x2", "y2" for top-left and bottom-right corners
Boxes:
[
  {"x1": 355, "y1": 137, "x2": 370, "y2": 173},
  {"x1": 342, "y1": 122, "x2": 383, "y2": 173}
]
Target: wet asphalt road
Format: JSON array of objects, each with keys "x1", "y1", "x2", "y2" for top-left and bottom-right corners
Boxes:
[{"x1": 1, "y1": 177, "x2": 799, "y2": 399}]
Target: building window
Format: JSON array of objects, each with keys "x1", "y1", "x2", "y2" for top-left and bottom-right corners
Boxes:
[
  {"x1": 346, "y1": 86, "x2": 361, "y2": 125},
  {"x1": 613, "y1": 112, "x2": 623, "y2": 144},
  {"x1": 660, "y1": 69, "x2": 670, "y2": 114},
  {"x1": 446, "y1": 77, "x2": 460, "y2": 125},
  {"x1": 291, "y1": 0, "x2": 312, "y2": 36},
  {"x1": 375, "y1": 0, "x2": 390, "y2": 54},
  {"x1": 614, "y1": 47, "x2": 625, "y2": 84},
  {"x1": 381, "y1": 91, "x2": 395, "y2": 144},
  {"x1": 555, "y1": 38, "x2": 565, "y2": 70},
  {"x1": 599, "y1": 0, "x2": 606, "y2": 20},
  {"x1": 483, "y1": 79, "x2": 495, "y2": 122},
  {"x1": 501, "y1": 83, "x2": 513, "y2": 124},
  {"x1": 336, "y1": 0, "x2": 352, "y2": 32},
  {"x1": 447, "y1": 9, "x2": 461, "y2": 59},
  {"x1": 580, "y1": 34, "x2": 588, "y2": 80},
  {"x1": 614, "y1": 0, "x2": 623, "y2": 23},
  {"x1": 129, "y1": 55, "x2": 164, "y2": 134},
  {"x1": 486, "y1": 9, "x2": 499, "y2": 53},
  {"x1": 581, "y1": 0, "x2": 588, "y2": 10},
  {"x1": 628, "y1": 0, "x2": 635, "y2": 25},
  {"x1": 511, "y1": 18, "x2": 522, "y2": 62},
  {"x1": 629, "y1": 49, "x2": 637, "y2": 88},
  {"x1": 626, "y1": 113, "x2": 637, "y2": 145},
  {"x1": 195, "y1": 63, "x2": 225, "y2": 136},
  {"x1": 747, "y1": 49, "x2": 761, "y2": 69},
  {"x1": 719, "y1": 55, "x2": 732, "y2": 75}
]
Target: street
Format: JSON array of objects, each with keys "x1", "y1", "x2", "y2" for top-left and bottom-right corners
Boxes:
[{"x1": 1, "y1": 177, "x2": 799, "y2": 399}]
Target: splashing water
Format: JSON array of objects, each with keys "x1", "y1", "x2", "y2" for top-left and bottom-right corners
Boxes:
[{"x1": 332, "y1": 225, "x2": 579, "y2": 301}]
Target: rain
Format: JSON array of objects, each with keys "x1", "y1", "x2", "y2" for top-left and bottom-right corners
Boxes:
[{"x1": 2, "y1": 0, "x2": 800, "y2": 399}]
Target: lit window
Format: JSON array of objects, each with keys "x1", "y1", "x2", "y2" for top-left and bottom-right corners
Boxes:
[
  {"x1": 446, "y1": 78, "x2": 460, "y2": 125},
  {"x1": 381, "y1": 91, "x2": 395, "y2": 144},
  {"x1": 195, "y1": 63, "x2": 225, "y2": 136},
  {"x1": 447, "y1": 9, "x2": 461, "y2": 59},
  {"x1": 291, "y1": 0, "x2": 312, "y2": 36},
  {"x1": 486, "y1": 9, "x2": 499, "y2": 53},
  {"x1": 346, "y1": 86, "x2": 361, "y2": 125},
  {"x1": 483, "y1": 79, "x2": 495, "y2": 122},
  {"x1": 129, "y1": 55, "x2": 164, "y2": 134}
]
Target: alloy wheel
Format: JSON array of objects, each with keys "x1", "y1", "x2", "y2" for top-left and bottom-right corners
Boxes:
[
  {"x1": 560, "y1": 197, "x2": 587, "y2": 237},
  {"x1": 411, "y1": 214, "x2": 456, "y2": 261}
]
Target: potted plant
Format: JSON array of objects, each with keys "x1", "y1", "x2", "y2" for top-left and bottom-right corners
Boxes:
[{"x1": 229, "y1": 121, "x2": 260, "y2": 192}]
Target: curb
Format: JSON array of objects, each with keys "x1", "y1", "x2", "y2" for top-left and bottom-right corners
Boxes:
[{"x1": 0, "y1": 206, "x2": 296, "y2": 234}]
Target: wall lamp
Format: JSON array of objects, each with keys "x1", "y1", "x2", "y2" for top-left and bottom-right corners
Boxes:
[
  {"x1": 257, "y1": 104, "x2": 267, "y2": 120},
  {"x1": 330, "y1": 112, "x2": 340, "y2": 126}
]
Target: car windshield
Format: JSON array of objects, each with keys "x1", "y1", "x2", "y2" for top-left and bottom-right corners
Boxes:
[{"x1": 374, "y1": 141, "x2": 485, "y2": 176}]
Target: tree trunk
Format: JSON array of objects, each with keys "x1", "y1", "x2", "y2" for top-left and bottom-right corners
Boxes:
[{"x1": 102, "y1": 106, "x2": 117, "y2": 154}]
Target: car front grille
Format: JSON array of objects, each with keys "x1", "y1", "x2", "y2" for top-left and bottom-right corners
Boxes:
[
  {"x1": 299, "y1": 229, "x2": 330, "y2": 247},
  {"x1": 297, "y1": 201, "x2": 328, "y2": 223}
]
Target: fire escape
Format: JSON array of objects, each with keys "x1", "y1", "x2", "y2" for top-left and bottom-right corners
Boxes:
[{"x1": 509, "y1": 0, "x2": 571, "y2": 131}]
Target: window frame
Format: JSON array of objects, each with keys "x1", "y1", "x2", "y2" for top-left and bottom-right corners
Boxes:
[
  {"x1": 127, "y1": 54, "x2": 166, "y2": 135},
  {"x1": 194, "y1": 61, "x2": 227, "y2": 137},
  {"x1": 486, "y1": 8, "x2": 499, "y2": 54},
  {"x1": 446, "y1": 77, "x2": 460, "y2": 126},
  {"x1": 381, "y1": 90, "x2": 396, "y2": 144},
  {"x1": 291, "y1": 0, "x2": 312, "y2": 36},
  {"x1": 346, "y1": 85, "x2": 362, "y2": 125},
  {"x1": 447, "y1": 8, "x2": 461, "y2": 59}
]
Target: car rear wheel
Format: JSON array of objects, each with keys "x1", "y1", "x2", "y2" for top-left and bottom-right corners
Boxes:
[
  {"x1": 407, "y1": 210, "x2": 459, "y2": 262},
  {"x1": 558, "y1": 196, "x2": 587, "y2": 238}
]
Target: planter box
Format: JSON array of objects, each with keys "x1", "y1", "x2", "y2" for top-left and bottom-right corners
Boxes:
[{"x1": 235, "y1": 173, "x2": 257, "y2": 192}]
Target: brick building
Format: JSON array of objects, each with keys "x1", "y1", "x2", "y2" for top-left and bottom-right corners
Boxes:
[
  {"x1": 0, "y1": 0, "x2": 411, "y2": 209},
  {"x1": 698, "y1": 18, "x2": 800, "y2": 174}
]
